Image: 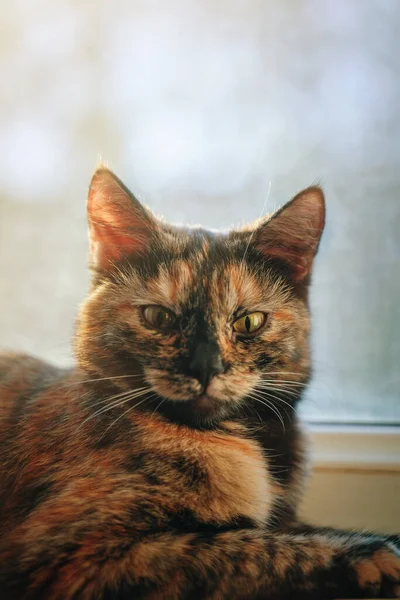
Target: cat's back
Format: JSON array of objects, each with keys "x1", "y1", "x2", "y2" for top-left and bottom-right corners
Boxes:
[
  {"x1": 0, "y1": 353, "x2": 81, "y2": 539},
  {"x1": 0, "y1": 352, "x2": 71, "y2": 483},
  {"x1": 0, "y1": 351, "x2": 62, "y2": 387},
  {"x1": 0, "y1": 352, "x2": 66, "y2": 426}
]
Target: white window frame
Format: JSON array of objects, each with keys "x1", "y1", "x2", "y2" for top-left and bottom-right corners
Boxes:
[{"x1": 309, "y1": 424, "x2": 400, "y2": 471}]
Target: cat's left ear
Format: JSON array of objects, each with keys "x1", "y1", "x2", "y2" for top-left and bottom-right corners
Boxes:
[
  {"x1": 254, "y1": 186, "x2": 325, "y2": 282},
  {"x1": 87, "y1": 166, "x2": 155, "y2": 272}
]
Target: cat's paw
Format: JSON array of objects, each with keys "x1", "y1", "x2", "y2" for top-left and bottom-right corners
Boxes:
[{"x1": 344, "y1": 540, "x2": 400, "y2": 598}]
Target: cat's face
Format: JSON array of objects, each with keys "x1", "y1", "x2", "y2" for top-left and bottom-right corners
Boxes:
[{"x1": 75, "y1": 168, "x2": 325, "y2": 426}]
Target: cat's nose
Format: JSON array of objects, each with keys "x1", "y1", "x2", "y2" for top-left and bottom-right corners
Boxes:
[{"x1": 189, "y1": 341, "x2": 225, "y2": 389}]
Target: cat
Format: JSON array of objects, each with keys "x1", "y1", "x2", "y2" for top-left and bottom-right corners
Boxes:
[{"x1": 0, "y1": 166, "x2": 399, "y2": 600}]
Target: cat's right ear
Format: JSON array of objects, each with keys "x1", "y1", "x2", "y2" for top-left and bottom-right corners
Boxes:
[{"x1": 87, "y1": 167, "x2": 155, "y2": 271}]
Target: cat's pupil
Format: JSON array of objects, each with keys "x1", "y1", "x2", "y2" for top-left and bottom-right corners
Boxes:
[
  {"x1": 157, "y1": 310, "x2": 166, "y2": 328},
  {"x1": 245, "y1": 316, "x2": 251, "y2": 332}
]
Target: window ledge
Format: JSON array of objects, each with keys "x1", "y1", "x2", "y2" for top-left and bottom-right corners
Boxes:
[
  {"x1": 307, "y1": 424, "x2": 400, "y2": 472},
  {"x1": 300, "y1": 425, "x2": 400, "y2": 534}
]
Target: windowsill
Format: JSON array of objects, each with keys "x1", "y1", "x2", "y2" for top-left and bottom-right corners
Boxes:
[
  {"x1": 299, "y1": 424, "x2": 400, "y2": 535},
  {"x1": 307, "y1": 423, "x2": 400, "y2": 472}
]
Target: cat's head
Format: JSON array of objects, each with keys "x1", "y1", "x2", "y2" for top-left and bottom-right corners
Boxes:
[{"x1": 75, "y1": 167, "x2": 325, "y2": 426}]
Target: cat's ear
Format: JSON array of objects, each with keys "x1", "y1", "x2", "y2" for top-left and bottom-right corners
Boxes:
[
  {"x1": 87, "y1": 167, "x2": 155, "y2": 271},
  {"x1": 254, "y1": 186, "x2": 325, "y2": 282}
]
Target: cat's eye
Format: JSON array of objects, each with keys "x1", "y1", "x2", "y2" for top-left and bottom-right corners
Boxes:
[
  {"x1": 142, "y1": 306, "x2": 177, "y2": 331},
  {"x1": 233, "y1": 311, "x2": 266, "y2": 335}
]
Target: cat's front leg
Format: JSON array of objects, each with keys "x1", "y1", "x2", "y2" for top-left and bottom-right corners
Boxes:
[
  {"x1": 286, "y1": 521, "x2": 400, "y2": 549},
  {"x1": 311, "y1": 534, "x2": 400, "y2": 599},
  {"x1": 84, "y1": 528, "x2": 400, "y2": 599},
  {"x1": 278, "y1": 524, "x2": 400, "y2": 599},
  {"x1": 11, "y1": 527, "x2": 398, "y2": 599}
]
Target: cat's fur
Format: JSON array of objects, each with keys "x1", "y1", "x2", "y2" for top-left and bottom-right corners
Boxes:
[{"x1": 0, "y1": 167, "x2": 399, "y2": 600}]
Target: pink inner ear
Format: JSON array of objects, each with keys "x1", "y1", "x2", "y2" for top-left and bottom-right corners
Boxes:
[
  {"x1": 255, "y1": 187, "x2": 325, "y2": 282},
  {"x1": 261, "y1": 245, "x2": 312, "y2": 281},
  {"x1": 88, "y1": 202, "x2": 152, "y2": 269}
]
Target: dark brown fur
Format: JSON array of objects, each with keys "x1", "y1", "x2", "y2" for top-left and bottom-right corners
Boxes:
[{"x1": 0, "y1": 168, "x2": 399, "y2": 599}]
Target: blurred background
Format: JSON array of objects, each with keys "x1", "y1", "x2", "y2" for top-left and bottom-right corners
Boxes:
[{"x1": 0, "y1": 0, "x2": 399, "y2": 424}]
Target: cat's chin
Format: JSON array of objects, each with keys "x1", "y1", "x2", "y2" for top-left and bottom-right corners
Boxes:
[
  {"x1": 190, "y1": 393, "x2": 226, "y2": 419},
  {"x1": 150, "y1": 392, "x2": 238, "y2": 428}
]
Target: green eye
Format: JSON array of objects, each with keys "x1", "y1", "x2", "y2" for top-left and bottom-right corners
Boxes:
[
  {"x1": 233, "y1": 312, "x2": 266, "y2": 335},
  {"x1": 142, "y1": 306, "x2": 176, "y2": 331}
]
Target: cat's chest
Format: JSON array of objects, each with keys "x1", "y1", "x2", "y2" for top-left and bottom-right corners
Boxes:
[
  {"x1": 139, "y1": 419, "x2": 278, "y2": 526},
  {"x1": 192, "y1": 433, "x2": 276, "y2": 525}
]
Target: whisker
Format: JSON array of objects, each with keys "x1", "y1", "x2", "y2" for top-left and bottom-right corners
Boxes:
[
  {"x1": 259, "y1": 371, "x2": 307, "y2": 378},
  {"x1": 81, "y1": 387, "x2": 146, "y2": 408},
  {"x1": 151, "y1": 395, "x2": 168, "y2": 416},
  {"x1": 260, "y1": 379, "x2": 308, "y2": 386},
  {"x1": 259, "y1": 390, "x2": 298, "y2": 401},
  {"x1": 256, "y1": 384, "x2": 301, "y2": 399},
  {"x1": 255, "y1": 384, "x2": 298, "y2": 409},
  {"x1": 86, "y1": 390, "x2": 152, "y2": 426},
  {"x1": 63, "y1": 374, "x2": 143, "y2": 388},
  {"x1": 85, "y1": 386, "x2": 150, "y2": 410},
  {"x1": 240, "y1": 180, "x2": 272, "y2": 266},
  {"x1": 96, "y1": 393, "x2": 155, "y2": 442},
  {"x1": 262, "y1": 398, "x2": 286, "y2": 433},
  {"x1": 253, "y1": 408, "x2": 263, "y2": 427},
  {"x1": 78, "y1": 387, "x2": 152, "y2": 429},
  {"x1": 244, "y1": 405, "x2": 266, "y2": 432},
  {"x1": 261, "y1": 390, "x2": 298, "y2": 415},
  {"x1": 247, "y1": 393, "x2": 286, "y2": 433},
  {"x1": 264, "y1": 383, "x2": 301, "y2": 391},
  {"x1": 258, "y1": 380, "x2": 303, "y2": 389},
  {"x1": 92, "y1": 387, "x2": 152, "y2": 416}
]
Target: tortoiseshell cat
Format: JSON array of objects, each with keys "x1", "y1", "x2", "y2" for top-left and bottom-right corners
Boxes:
[{"x1": 0, "y1": 167, "x2": 399, "y2": 600}]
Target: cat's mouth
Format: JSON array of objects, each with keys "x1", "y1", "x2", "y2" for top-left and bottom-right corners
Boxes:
[
  {"x1": 150, "y1": 390, "x2": 236, "y2": 426},
  {"x1": 143, "y1": 366, "x2": 259, "y2": 425},
  {"x1": 144, "y1": 366, "x2": 255, "y2": 404},
  {"x1": 190, "y1": 392, "x2": 224, "y2": 418}
]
